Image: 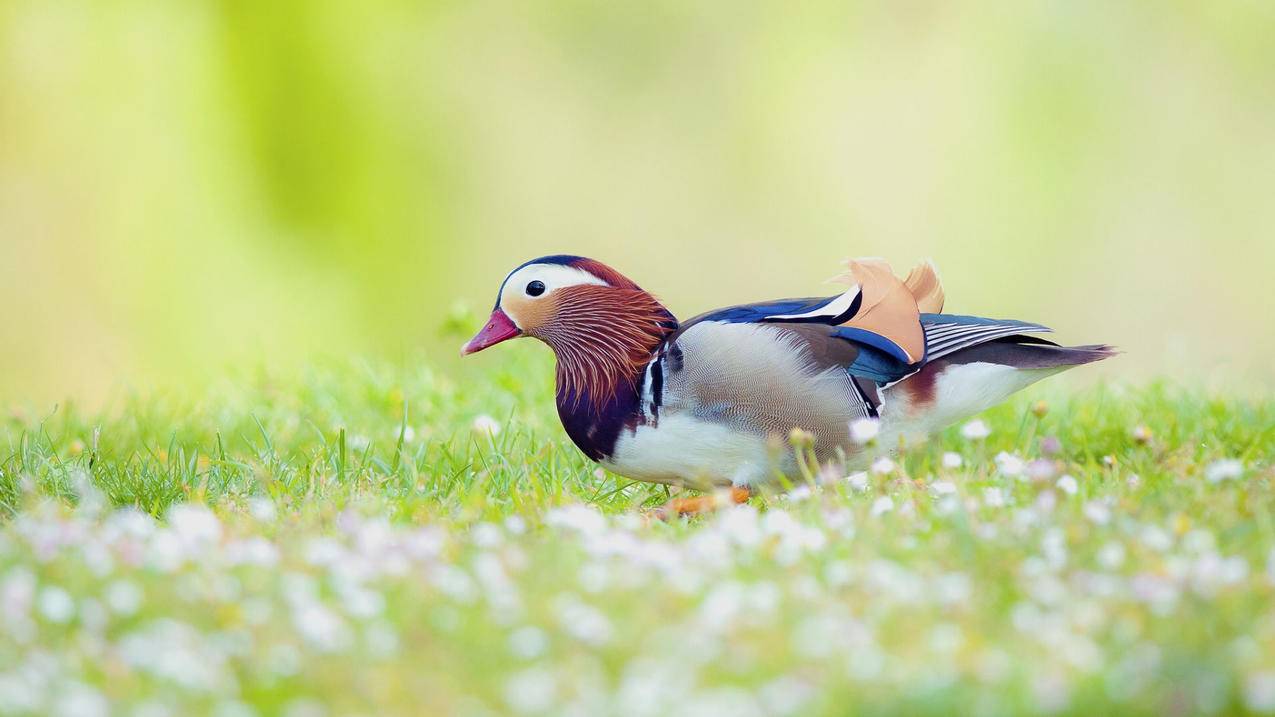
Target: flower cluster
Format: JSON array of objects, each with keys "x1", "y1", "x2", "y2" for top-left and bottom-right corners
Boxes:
[{"x1": 0, "y1": 407, "x2": 1269, "y2": 716}]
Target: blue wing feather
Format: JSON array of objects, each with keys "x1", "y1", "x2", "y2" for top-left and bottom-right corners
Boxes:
[{"x1": 695, "y1": 296, "x2": 843, "y2": 325}]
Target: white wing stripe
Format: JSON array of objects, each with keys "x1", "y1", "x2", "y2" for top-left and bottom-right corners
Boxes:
[{"x1": 765, "y1": 286, "x2": 861, "y2": 321}]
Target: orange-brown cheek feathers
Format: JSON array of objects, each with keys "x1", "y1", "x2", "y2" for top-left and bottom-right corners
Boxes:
[
  {"x1": 500, "y1": 292, "x2": 555, "y2": 335},
  {"x1": 531, "y1": 285, "x2": 676, "y2": 409}
]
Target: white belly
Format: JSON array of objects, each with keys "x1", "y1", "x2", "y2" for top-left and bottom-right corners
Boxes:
[{"x1": 603, "y1": 413, "x2": 775, "y2": 488}]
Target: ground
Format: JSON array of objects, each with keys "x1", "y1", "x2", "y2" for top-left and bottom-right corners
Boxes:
[{"x1": 0, "y1": 355, "x2": 1272, "y2": 716}]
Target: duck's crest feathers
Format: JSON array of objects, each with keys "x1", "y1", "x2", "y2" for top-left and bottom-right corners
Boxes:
[{"x1": 904, "y1": 259, "x2": 945, "y2": 313}]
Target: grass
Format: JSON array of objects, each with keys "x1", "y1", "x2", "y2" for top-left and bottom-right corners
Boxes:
[{"x1": 1, "y1": 353, "x2": 1273, "y2": 716}]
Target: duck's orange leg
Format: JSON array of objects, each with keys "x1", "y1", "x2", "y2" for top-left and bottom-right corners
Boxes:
[{"x1": 652, "y1": 487, "x2": 751, "y2": 520}]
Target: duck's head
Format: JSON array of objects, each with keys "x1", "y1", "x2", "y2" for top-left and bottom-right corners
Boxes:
[{"x1": 462, "y1": 255, "x2": 677, "y2": 401}]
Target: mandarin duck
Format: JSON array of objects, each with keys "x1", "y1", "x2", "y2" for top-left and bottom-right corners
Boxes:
[{"x1": 463, "y1": 255, "x2": 1113, "y2": 514}]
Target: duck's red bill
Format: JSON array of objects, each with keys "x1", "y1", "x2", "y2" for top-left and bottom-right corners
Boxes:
[{"x1": 461, "y1": 309, "x2": 521, "y2": 355}]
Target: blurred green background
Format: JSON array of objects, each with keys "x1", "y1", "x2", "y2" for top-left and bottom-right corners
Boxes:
[{"x1": 2, "y1": 1, "x2": 1273, "y2": 404}]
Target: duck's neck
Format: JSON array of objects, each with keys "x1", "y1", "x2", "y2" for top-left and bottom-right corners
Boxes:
[{"x1": 536, "y1": 287, "x2": 677, "y2": 461}]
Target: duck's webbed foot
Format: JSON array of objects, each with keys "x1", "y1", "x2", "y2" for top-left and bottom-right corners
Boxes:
[{"x1": 650, "y1": 486, "x2": 751, "y2": 521}]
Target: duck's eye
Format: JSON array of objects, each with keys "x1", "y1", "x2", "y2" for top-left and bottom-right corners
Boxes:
[{"x1": 525, "y1": 280, "x2": 546, "y2": 297}]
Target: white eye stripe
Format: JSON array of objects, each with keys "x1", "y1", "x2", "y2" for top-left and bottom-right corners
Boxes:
[{"x1": 500, "y1": 264, "x2": 608, "y2": 304}]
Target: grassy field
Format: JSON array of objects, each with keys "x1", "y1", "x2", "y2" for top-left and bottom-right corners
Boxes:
[{"x1": 1, "y1": 354, "x2": 1273, "y2": 716}]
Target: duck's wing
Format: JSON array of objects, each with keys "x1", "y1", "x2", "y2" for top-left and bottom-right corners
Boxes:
[
  {"x1": 919, "y1": 313, "x2": 1054, "y2": 362},
  {"x1": 679, "y1": 257, "x2": 941, "y2": 384},
  {"x1": 655, "y1": 319, "x2": 886, "y2": 438}
]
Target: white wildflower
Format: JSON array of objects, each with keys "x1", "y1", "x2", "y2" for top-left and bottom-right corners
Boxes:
[
  {"x1": 119, "y1": 619, "x2": 234, "y2": 691},
  {"x1": 1140, "y1": 525, "x2": 1173, "y2": 552},
  {"x1": 504, "y1": 667, "x2": 557, "y2": 715},
  {"x1": 544, "y1": 505, "x2": 607, "y2": 538},
  {"x1": 248, "y1": 498, "x2": 277, "y2": 522},
  {"x1": 983, "y1": 488, "x2": 1006, "y2": 508},
  {"x1": 1035, "y1": 490, "x2": 1057, "y2": 513},
  {"x1": 578, "y1": 562, "x2": 611, "y2": 594},
  {"x1": 1205, "y1": 459, "x2": 1243, "y2": 483},
  {"x1": 1056, "y1": 475, "x2": 1079, "y2": 495},
  {"x1": 105, "y1": 580, "x2": 142, "y2": 616},
  {"x1": 52, "y1": 683, "x2": 108, "y2": 717},
  {"x1": 80, "y1": 543, "x2": 113, "y2": 577},
  {"x1": 1026, "y1": 459, "x2": 1056, "y2": 481},
  {"x1": 717, "y1": 504, "x2": 762, "y2": 547},
  {"x1": 929, "y1": 623, "x2": 965, "y2": 653},
  {"x1": 508, "y1": 626, "x2": 549, "y2": 660},
  {"x1": 1083, "y1": 501, "x2": 1112, "y2": 525},
  {"x1": 847, "y1": 646, "x2": 886, "y2": 680},
  {"x1": 1183, "y1": 529, "x2": 1216, "y2": 554},
  {"x1": 785, "y1": 485, "x2": 815, "y2": 503},
  {"x1": 0, "y1": 667, "x2": 43, "y2": 713},
  {"x1": 37, "y1": 586, "x2": 75, "y2": 624},
  {"x1": 844, "y1": 472, "x2": 870, "y2": 491},
  {"x1": 758, "y1": 677, "x2": 813, "y2": 716},
  {"x1": 303, "y1": 538, "x2": 345, "y2": 567},
  {"x1": 471, "y1": 414, "x2": 501, "y2": 437},
  {"x1": 1137, "y1": 572, "x2": 1183, "y2": 611},
  {"x1": 293, "y1": 603, "x2": 352, "y2": 653},
  {"x1": 1032, "y1": 672, "x2": 1072, "y2": 713},
  {"x1": 698, "y1": 582, "x2": 747, "y2": 633},
  {"x1": 553, "y1": 597, "x2": 612, "y2": 646},
  {"x1": 471, "y1": 522, "x2": 504, "y2": 548},
  {"x1": 934, "y1": 572, "x2": 973, "y2": 604},
  {"x1": 849, "y1": 418, "x2": 880, "y2": 445},
  {"x1": 793, "y1": 614, "x2": 850, "y2": 658},
  {"x1": 225, "y1": 538, "x2": 279, "y2": 567},
  {"x1": 995, "y1": 452, "x2": 1024, "y2": 478},
  {"x1": 1097, "y1": 542, "x2": 1125, "y2": 570},
  {"x1": 961, "y1": 419, "x2": 991, "y2": 440},
  {"x1": 166, "y1": 503, "x2": 222, "y2": 549},
  {"x1": 336, "y1": 583, "x2": 385, "y2": 620},
  {"x1": 930, "y1": 480, "x2": 957, "y2": 495},
  {"x1": 1, "y1": 566, "x2": 36, "y2": 620},
  {"x1": 870, "y1": 457, "x2": 895, "y2": 475},
  {"x1": 871, "y1": 496, "x2": 894, "y2": 516},
  {"x1": 106, "y1": 507, "x2": 156, "y2": 540},
  {"x1": 429, "y1": 566, "x2": 477, "y2": 604},
  {"x1": 942, "y1": 452, "x2": 963, "y2": 469}
]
